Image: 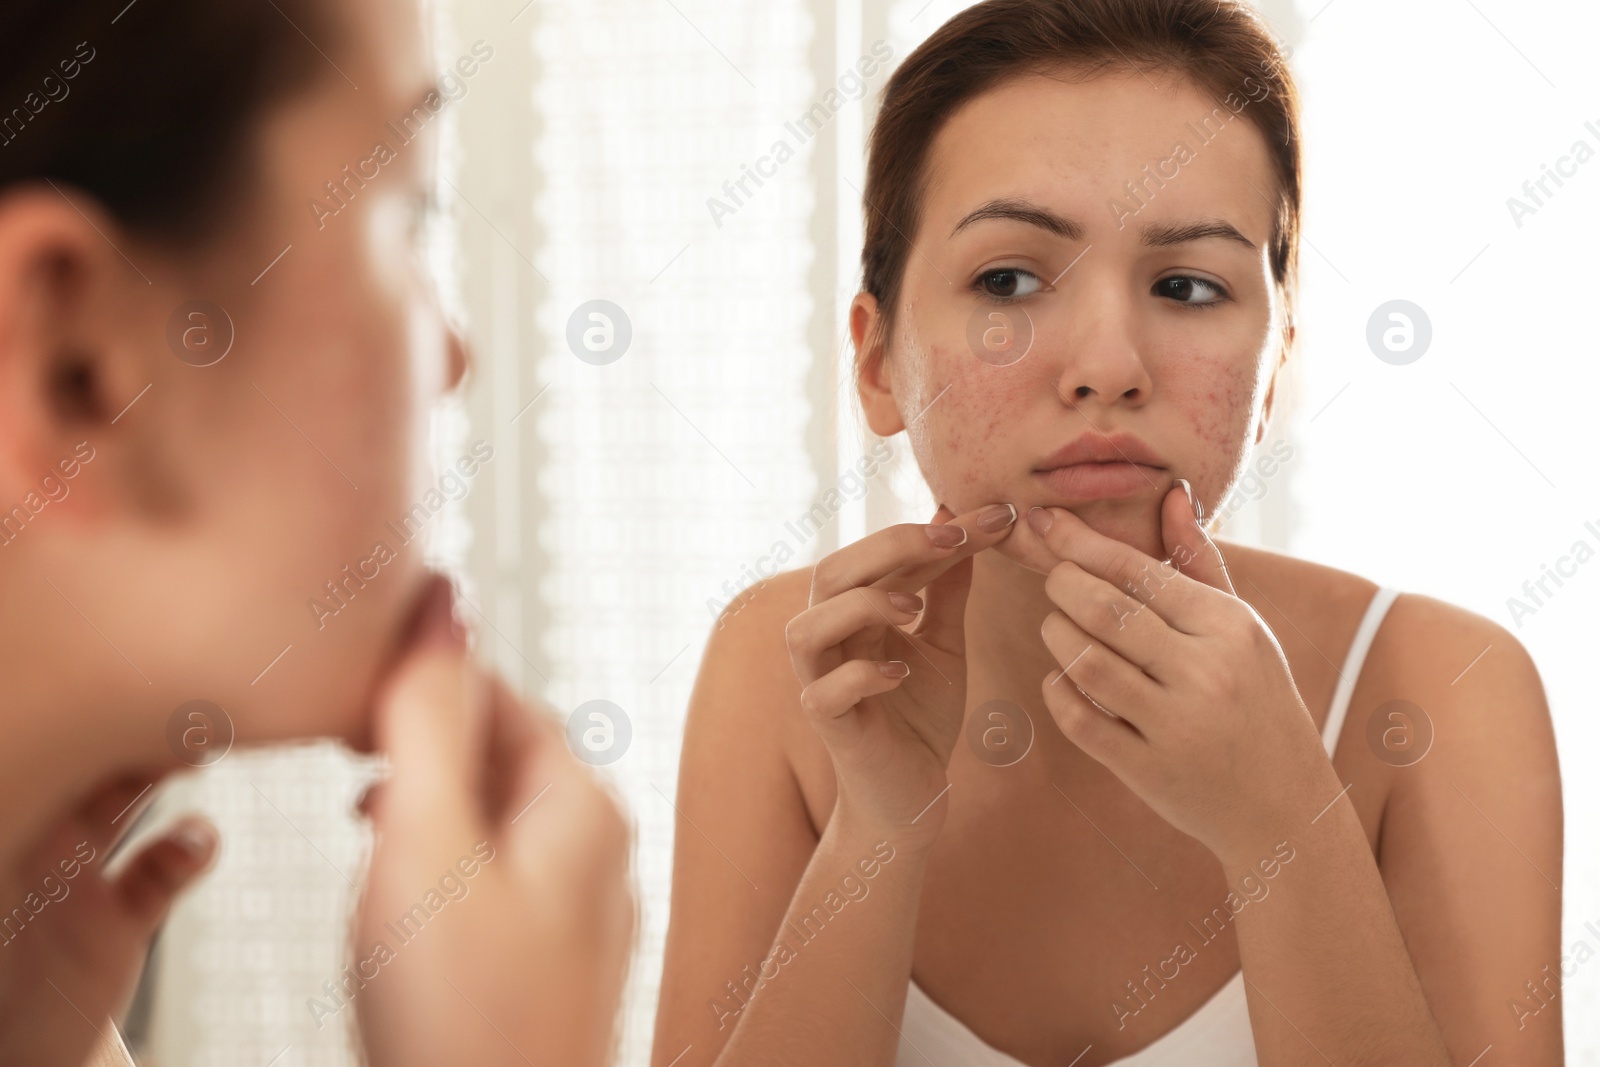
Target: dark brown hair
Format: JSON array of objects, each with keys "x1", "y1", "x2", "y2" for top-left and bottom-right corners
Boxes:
[
  {"x1": 0, "y1": 0, "x2": 332, "y2": 243},
  {"x1": 860, "y1": 0, "x2": 1301, "y2": 357}
]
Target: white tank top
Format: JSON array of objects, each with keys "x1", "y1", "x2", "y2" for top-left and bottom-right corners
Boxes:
[{"x1": 895, "y1": 586, "x2": 1402, "y2": 1067}]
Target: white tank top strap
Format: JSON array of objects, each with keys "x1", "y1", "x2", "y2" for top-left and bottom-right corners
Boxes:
[{"x1": 1320, "y1": 586, "x2": 1401, "y2": 759}]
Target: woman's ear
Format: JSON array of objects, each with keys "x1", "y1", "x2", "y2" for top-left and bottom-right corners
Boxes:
[
  {"x1": 850, "y1": 291, "x2": 905, "y2": 437},
  {"x1": 0, "y1": 187, "x2": 157, "y2": 523},
  {"x1": 1255, "y1": 316, "x2": 1294, "y2": 445}
]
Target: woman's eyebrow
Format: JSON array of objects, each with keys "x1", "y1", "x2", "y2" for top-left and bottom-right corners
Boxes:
[
  {"x1": 949, "y1": 197, "x2": 1085, "y2": 240},
  {"x1": 949, "y1": 199, "x2": 1256, "y2": 252},
  {"x1": 1140, "y1": 218, "x2": 1257, "y2": 250}
]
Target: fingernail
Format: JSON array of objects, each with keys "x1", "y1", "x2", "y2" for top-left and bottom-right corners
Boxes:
[
  {"x1": 878, "y1": 660, "x2": 910, "y2": 678},
  {"x1": 888, "y1": 592, "x2": 924, "y2": 613},
  {"x1": 1027, "y1": 506, "x2": 1054, "y2": 535},
  {"x1": 1171, "y1": 477, "x2": 1194, "y2": 520},
  {"x1": 976, "y1": 503, "x2": 1017, "y2": 532},
  {"x1": 170, "y1": 818, "x2": 217, "y2": 861},
  {"x1": 1175, "y1": 477, "x2": 1207, "y2": 525},
  {"x1": 409, "y1": 574, "x2": 465, "y2": 651},
  {"x1": 925, "y1": 523, "x2": 968, "y2": 548}
]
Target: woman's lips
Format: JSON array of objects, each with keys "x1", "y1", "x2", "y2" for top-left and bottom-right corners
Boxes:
[{"x1": 1032, "y1": 461, "x2": 1165, "y2": 501}]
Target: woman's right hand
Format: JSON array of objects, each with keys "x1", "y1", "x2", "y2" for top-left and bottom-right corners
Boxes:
[
  {"x1": 785, "y1": 502, "x2": 1018, "y2": 848},
  {"x1": 354, "y1": 576, "x2": 633, "y2": 1067}
]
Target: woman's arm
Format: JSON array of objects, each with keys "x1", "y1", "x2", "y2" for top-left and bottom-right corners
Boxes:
[
  {"x1": 655, "y1": 505, "x2": 1018, "y2": 1066},
  {"x1": 652, "y1": 574, "x2": 933, "y2": 1067},
  {"x1": 1373, "y1": 599, "x2": 1562, "y2": 1062},
  {"x1": 1219, "y1": 599, "x2": 1561, "y2": 1065}
]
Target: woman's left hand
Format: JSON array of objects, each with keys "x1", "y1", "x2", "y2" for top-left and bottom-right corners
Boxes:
[
  {"x1": 1030, "y1": 483, "x2": 1342, "y2": 868},
  {"x1": 0, "y1": 777, "x2": 217, "y2": 1067}
]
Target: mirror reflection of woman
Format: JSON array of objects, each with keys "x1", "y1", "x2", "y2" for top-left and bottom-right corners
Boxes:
[
  {"x1": 655, "y1": 2, "x2": 1562, "y2": 1065},
  {"x1": 0, "y1": 2, "x2": 631, "y2": 1064}
]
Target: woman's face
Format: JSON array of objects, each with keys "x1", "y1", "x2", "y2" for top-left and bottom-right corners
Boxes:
[
  {"x1": 854, "y1": 68, "x2": 1285, "y2": 572},
  {"x1": 1, "y1": 0, "x2": 464, "y2": 776}
]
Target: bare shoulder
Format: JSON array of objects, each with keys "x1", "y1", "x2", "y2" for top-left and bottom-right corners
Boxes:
[
  {"x1": 1220, "y1": 539, "x2": 1379, "y2": 623},
  {"x1": 1225, "y1": 539, "x2": 1548, "y2": 710},
  {"x1": 695, "y1": 567, "x2": 835, "y2": 830},
  {"x1": 1363, "y1": 590, "x2": 1555, "y2": 773},
  {"x1": 692, "y1": 567, "x2": 812, "y2": 744},
  {"x1": 1220, "y1": 540, "x2": 1554, "y2": 776},
  {"x1": 698, "y1": 566, "x2": 812, "y2": 703}
]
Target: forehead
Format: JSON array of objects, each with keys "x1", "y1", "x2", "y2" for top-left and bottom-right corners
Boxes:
[
  {"x1": 921, "y1": 68, "x2": 1279, "y2": 245},
  {"x1": 339, "y1": 0, "x2": 433, "y2": 100},
  {"x1": 268, "y1": 0, "x2": 438, "y2": 178}
]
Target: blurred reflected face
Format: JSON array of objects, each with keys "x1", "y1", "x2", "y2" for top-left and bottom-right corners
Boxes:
[
  {"x1": 25, "y1": 0, "x2": 466, "y2": 766},
  {"x1": 858, "y1": 69, "x2": 1285, "y2": 571}
]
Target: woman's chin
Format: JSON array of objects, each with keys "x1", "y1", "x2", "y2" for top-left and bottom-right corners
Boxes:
[
  {"x1": 990, "y1": 528, "x2": 1061, "y2": 576},
  {"x1": 981, "y1": 502, "x2": 1169, "y2": 577}
]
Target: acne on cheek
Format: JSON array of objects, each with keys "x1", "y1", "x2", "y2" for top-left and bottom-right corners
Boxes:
[
  {"x1": 1173, "y1": 364, "x2": 1259, "y2": 515},
  {"x1": 908, "y1": 339, "x2": 1037, "y2": 509}
]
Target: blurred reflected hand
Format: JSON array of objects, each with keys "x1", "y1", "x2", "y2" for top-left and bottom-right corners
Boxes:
[
  {"x1": 355, "y1": 577, "x2": 634, "y2": 1067},
  {"x1": 0, "y1": 778, "x2": 216, "y2": 1067}
]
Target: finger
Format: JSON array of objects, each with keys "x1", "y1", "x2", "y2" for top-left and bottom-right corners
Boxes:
[
  {"x1": 808, "y1": 502, "x2": 1018, "y2": 604},
  {"x1": 480, "y1": 672, "x2": 540, "y2": 827},
  {"x1": 36, "y1": 816, "x2": 217, "y2": 994},
  {"x1": 785, "y1": 587, "x2": 923, "y2": 684},
  {"x1": 1027, "y1": 505, "x2": 1213, "y2": 634},
  {"x1": 1042, "y1": 667, "x2": 1143, "y2": 769},
  {"x1": 1041, "y1": 611, "x2": 1159, "y2": 728},
  {"x1": 367, "y1": 577, "x2": 485, "y2": 865},
  {"x1": 11, "y1": 775, "x2": 162, "y2": 901},
  {"x1": 1162, "y1": 479, "x2": 1235, "y2": 595},
  {"x1": 112, "y1": 816, "x2": 218, "y2": 924},
  {"x1": 76, "y1": 775, "x2": 162, "y2": 860},
  {"x1": 1043, "y1": 560, "x2": 1172, "y2": 677},
  {"x1": 494, "y1": 684, "x2": 632, "y2": 895},
  {"x1": 798, "y1": 658, "x2": 910, "y2": 728},
  {"x1": 889, "y1": 503, "x2": 1017, "y2": 598},
  {"x1": 915, "y1": 550, "x2": 975, "y2": 652},
  {"x1": 878, "y1": 503, "x2": 1014, "y2": 654}
]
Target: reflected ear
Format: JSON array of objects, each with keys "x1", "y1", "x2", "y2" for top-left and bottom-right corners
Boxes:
[
  {"x1": 850, "y1": 291, "x2": 905, "y2": 437},
  {"x1": 0, "y1": 187, "x2": 151, "y2": 521}
]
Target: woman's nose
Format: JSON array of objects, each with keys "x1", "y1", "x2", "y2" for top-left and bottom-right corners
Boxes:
[
  {"x1": 1053, "y1": 302, "x2": 1153, "y2": 408},
  {"x1": 445, "y1": 326, "x2": 471, "y2": 392}
]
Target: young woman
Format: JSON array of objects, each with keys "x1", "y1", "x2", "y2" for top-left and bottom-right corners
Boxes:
[
  {"x1": 655, "y1": 2, "x2": 1563, "y2": 1065},
  {"x1": 0, "y1": 1, "x2": 630, "y2": 1065}
]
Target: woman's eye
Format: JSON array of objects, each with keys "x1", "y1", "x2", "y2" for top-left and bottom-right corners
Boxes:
[
  {"x1": 975, "y1": 267, "x2": 1043, "y2": 303},
  {"x1": 1154, "y1": 275, "x2": 1226, "y2": 306}
]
